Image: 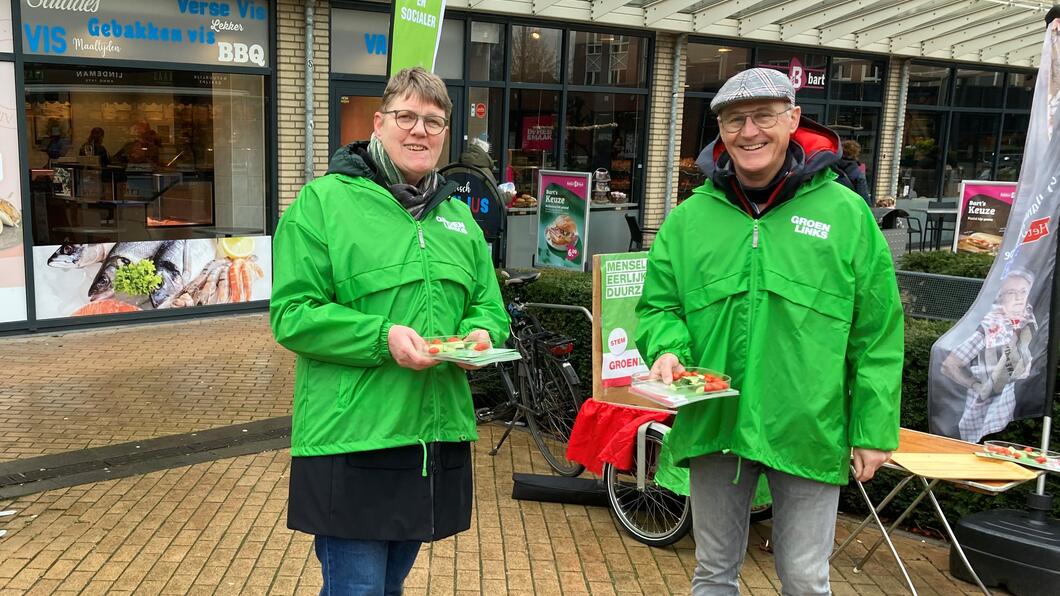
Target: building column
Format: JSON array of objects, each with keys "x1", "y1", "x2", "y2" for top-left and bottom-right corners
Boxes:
[
  {"x1": 877, "y1": 57, "x2": 909, "y2": 201},
  {"x1": 277, "y1": 0, "x2": 331, "y2": 214},
  {"x1": 642, "y1": 32, "x2": 685, "y2": 234}
]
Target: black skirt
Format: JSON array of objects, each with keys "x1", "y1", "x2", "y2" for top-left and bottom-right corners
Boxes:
[{"x1": 287, "y1": 441, "x2": 473, "y2": 542}]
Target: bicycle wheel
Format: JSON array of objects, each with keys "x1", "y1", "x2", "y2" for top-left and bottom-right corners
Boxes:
[
  {"x1": 604, "y1": 426, "x2": 692, "y2": 547},
  {"x1": 522, "y1": 355, "x2": 585, "y2": 477}
]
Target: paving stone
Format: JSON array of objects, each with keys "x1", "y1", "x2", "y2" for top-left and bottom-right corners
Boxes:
[{"x1": 0, "y1": 315, "x2": 1019, "y2": 595}]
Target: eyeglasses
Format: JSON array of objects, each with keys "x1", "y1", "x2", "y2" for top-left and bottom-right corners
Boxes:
[
  {"x1": 718, "y1": 107, "x2": 793, "y2": 134},
  {"x1": 383, "y1": 109, "x2": 449, "y2": 135}
]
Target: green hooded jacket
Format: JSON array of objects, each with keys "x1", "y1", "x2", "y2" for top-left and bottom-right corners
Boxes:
[
  {"x1": 635, "y1": 168, "x2": 904, "y2": 486},
  {"x1": 271, "y1": 144, "x2": 510, "y2": 458}
]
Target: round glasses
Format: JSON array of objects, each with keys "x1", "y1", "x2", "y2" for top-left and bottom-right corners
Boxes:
[
  {"x1": 383, "y1": 109, "x2": 449, "y2": 135},
  {"x1": 718, "y1": 107, "x2": 793, "y2": 134}
]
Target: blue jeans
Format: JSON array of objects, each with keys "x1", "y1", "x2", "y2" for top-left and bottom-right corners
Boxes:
[
  {"x1": 314, "y1": 536, "x2": 422, "y2": 595},
  {"x1": 689, "y1": 453, "x2": 840, "y2": 596}
]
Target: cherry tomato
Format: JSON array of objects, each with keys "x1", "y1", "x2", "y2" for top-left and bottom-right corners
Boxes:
[
  {"x1": 428, "y1": 347, "x2": 440, "y2": 355},
  {"x1": 430, "y1": 339, "x2": 442, "y2": 345},
  {"x1": 474, "y1": 342, "x2": 490, "y2": 351}
]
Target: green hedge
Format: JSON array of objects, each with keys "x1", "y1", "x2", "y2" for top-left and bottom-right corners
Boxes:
[
  {"x1": 899, "y1": 251, "x2": 994, "y2": 279},
  {"x1": 482, "y1": 265, "x2": 1060, "y2": 528}
]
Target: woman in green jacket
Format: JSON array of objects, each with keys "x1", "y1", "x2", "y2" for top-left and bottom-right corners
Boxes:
[{"x1": 271, "y1": 68, "x2": 509, "y2": 594}]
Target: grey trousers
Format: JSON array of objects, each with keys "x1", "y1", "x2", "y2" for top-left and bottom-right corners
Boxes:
[{"x1": 689, "y1": 453, "x2": 840, "y2": 596}]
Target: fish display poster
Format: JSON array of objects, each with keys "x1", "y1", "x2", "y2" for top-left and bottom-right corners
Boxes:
[
  {"x1": 953, "y1": 181, "x2": 1018, "y2": 256},
  {"x1": 536, "y1": 170, "x2": 591, "y2": 272},
  {"x1": 32, "y1": 237, "x2": 272, "y2": 320},
  {"x1": 0, "y1": 61, "x2": 27, "y2": 325}
]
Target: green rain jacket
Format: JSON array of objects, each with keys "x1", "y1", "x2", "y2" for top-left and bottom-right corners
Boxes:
[
  {"x1": 271, "y1": 143, "x2": 510, "y2": 457},
  {"x1": 636, "y1": 122, "x2": 903, "y2": 485}
]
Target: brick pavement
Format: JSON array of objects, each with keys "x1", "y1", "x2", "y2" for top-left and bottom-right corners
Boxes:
[
  {"x1": 0, "y1": 313, "x2": 997, "y2": 594},
  {"x1": 0, "y1": 314, "x2": 293, "y2": 463},
  {"x1": 0, "y1": 424, "x2": 989, "y2": 595}
]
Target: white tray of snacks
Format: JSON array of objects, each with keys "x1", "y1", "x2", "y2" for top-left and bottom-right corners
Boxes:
[
  {"x1": 630, "y1": 368, "x2": 739, "y2": 408},
  {"x1": 420, "y1": 336, "x2": 522, "y2": 366},
  {"x1": 976, "y1": 441, "x2": 1060, "y2": 474}
]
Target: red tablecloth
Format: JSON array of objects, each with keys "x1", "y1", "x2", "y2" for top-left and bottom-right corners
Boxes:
[{"x1": 566, "y1": 398, "x2": 672, "y2": 475}]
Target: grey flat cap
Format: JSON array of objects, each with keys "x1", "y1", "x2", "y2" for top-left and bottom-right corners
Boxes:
[{"x1": 710, "y1": 68, "x2": 795, "y2": 113}]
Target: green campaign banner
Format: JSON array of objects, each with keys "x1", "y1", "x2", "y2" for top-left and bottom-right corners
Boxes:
[
  {"x1": 536, "y1": 170, "x2": 591, "y2": 271},
  {"x1": 389, "y1": 0, "x2": 447, "y2": 75},
  {"x1": 599, "y1": 252, "x2": 650, "y2": 387}
]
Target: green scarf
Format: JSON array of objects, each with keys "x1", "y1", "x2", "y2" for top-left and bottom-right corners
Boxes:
[{"x1": 368, "y1": 136, "x2": 441, "y2": 218}]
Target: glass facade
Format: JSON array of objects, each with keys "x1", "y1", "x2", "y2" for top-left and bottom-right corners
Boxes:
[
  {"x1": 680, "y1": 42, "x2": 885, "y2": 203},
  {"x1": 900, "y1": 62, "x2": 1034, "y2": 199},
  {"x1": 24, "y1": 66, "x2": 267, "y2": 245},
  {"x1": 331, "y1": 8, "x2": 651, "y2": 207}
]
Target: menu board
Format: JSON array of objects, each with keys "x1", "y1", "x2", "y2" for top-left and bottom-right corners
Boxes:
[
  {"x1": 536, "y1": 170, "x2": 590, "y2": 271},
  {"x1": 953, "y1": 181, "x2": 1018, "y2": 256}
]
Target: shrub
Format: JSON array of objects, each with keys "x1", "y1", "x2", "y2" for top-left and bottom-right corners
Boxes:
[{"x1": 899, "y1": 251, "x2": 994, "y2": 279}]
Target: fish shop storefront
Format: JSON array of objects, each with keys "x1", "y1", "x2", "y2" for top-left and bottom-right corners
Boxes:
[{"x1": 0, "y1": 0, "x2": 275, "y2": 331}]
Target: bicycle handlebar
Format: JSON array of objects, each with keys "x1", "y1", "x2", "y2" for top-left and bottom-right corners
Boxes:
[{"x1": 523, "y1": 302, "x2": 593, "y2": 323}]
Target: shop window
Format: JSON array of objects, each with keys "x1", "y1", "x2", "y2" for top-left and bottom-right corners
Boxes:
[
  {"x1": 568, "y1": 31, "x2": 647, "y2": 88},
  {"x1": 470, "y1": 22, "x2": 506, "y2": 81},
  {"x1": 332, "y1": 10, "x2": 462, "y2": 78},
  {"x1": 511, "y1": 26, "x2": 562, "y2": 84},
  {"x1": 756, "y1": 49, "x2": 827, "y2": 101},
  {"x1": 900, "y1": 110, "x2": 943, "y2": 198},
  {"x1": 686, "y1": 44, "x2": 750, "y2": 93},
  {"x1": 828, "y1": 105, "x2": 880, "y2": 187},
  {"x1": 24, "y1": 65, "x2": 267, "y2": 245},
  {"x1": 678, "y1": 97, "x2": 715, "y2": 202},
  {"x1": 908, "y1": 64, "x2": 950, "y2": 106},
  {"x1": 954, "y1": 69, "x2": 1004, "y2": 108},
  {"x1": 997, "y1": 113, "x2": 1028, "y2": 182},
  {"x1": 0, "y1": 2, "x2": 11, "y2": 53},
  {"x1": 1006, "y1": 72, "x2": 1035, "y2": 110},
  {"x1": 436, "y1": 20, "x2": 465, "y2": 80},
  {"x1": 466, "y1": 87, "x2": 504, "y2": 179},
  {"x1": 505, "y1": 89, "x2": 560, "y2": 199},
  {"x1": 331, "y1": 9, "x2": 390, "y2": 76},
  {"x1": 564, "y1": 92, "x2": 643, "y2": 204},
  {"x1": 830, "y1": 57, "x2": 884, "y2": 102},
  {"x1": 946, "y1": 113, "x2": 1000, "y2": 195}
]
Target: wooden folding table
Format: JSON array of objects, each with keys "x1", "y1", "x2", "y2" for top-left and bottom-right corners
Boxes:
[{"x1": 831, "y1": 428, "x2": 1041, "y2": 596}]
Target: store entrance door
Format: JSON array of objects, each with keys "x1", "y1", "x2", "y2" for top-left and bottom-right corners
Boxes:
[{"x1": 331, "y1": 82, "x2": 386, "y2": 154}]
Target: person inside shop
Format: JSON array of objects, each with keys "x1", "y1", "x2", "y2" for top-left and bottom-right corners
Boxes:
[
  {"x1": 941, "y1": 269, "x2": 1036, "y2": 443},
  {"x1": 835, "y1": 139, "x2": 872, "y2": 206},
  {"x1": 635, "y1": 67, "x2": 904, "y2": 596},
  {"x1": 113, "y1": 121, "x2": 161, "y2": 169},
  {"x1": 458, "y1": 136, "x2": 499, "y2": 186},
  {"x1": 78, "y1": 127, "x2": 110, "y2": 167},
  {"x1": 270, "y1": 67, "x2": 509, "y2": 594},
  {"x1": 41, "y1": 119, "x2": 71, "y2": 164}
]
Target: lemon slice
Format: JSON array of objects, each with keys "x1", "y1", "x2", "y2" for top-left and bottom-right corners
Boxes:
[{"x1": 220, "y1": 237, "x2": 255, "y2": 259}]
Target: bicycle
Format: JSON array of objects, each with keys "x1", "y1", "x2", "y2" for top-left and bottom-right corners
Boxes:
[
  {"x1": 474, "y1": 269, "x2": 589, "y2": 476},
  {"x1": 602, "y1": 418, "x2": 773, "y2": 547}
]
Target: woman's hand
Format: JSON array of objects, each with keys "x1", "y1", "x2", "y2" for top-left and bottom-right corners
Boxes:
[
  {"x1": 456, "y1": 329, "x2": 491, "y2": 371},
  {"x1": 388, "y1": 325, "x2": 438, "y2": 371}
]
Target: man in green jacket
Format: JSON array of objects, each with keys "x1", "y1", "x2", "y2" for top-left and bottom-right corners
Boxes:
[{"x1": 636, "y1": 68, "x2": 903, "y2": 595}]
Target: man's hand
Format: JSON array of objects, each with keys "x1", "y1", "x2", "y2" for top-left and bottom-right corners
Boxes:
[
  {"x1": 851, "y1": 448, "x2": 891, "y2": 482},
  {"x1": 456, "y1": 329, "x2": 491, "y2": 371},
  {"x1": 649, "y1": 353, "x2": 685, "y2": 384},
  {"x1": 388, "y1": 325, "x2": 438, "y2": 371}
]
